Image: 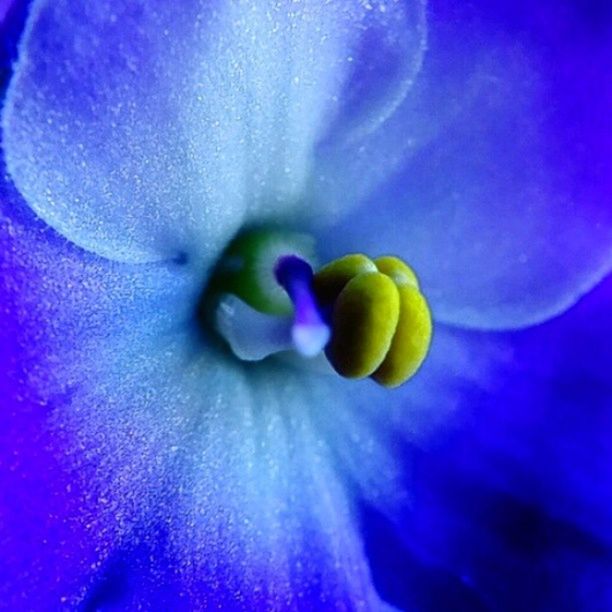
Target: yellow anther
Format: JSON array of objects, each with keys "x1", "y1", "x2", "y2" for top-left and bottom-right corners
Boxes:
[
  {"x1": 314, "y1": 252, "x2": 432, "y2": 388},
  {"x1": 313, "y1": 253, "x2": 377, "y2": 306},
  {"x1": 327, "y1": 272, "x2": 400, "y2": 379},
  {"x1": 372, "y1": 284, "x2": 432, "y2": 388},
  {"x1": 374, "y1": 256, "x2": 420, "y2": 289}
]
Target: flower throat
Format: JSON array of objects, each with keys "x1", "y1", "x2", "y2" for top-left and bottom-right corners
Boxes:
[{"x1": 202, "y1": 227, "x2": 432, "y2": 388}]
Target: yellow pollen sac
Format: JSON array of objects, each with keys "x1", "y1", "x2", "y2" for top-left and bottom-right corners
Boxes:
[
  {"x1": 372, "y1": 284, "x2": 432, "y2": 388},
  {"x1": 373, "y1": 256, "x2": 420, "y2": 289},
  {"x1": 314, "y1": 252, "x2": 432, "y2": 388},
  {"x1": 313, "y1": 253, "x2": 377, "y2": 306},
  {"x1": 327, "y1": 272, "x2": 400, "y2": 379}
]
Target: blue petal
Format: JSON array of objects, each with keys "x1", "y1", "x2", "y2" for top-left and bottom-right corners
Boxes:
[
  {"x1": 78, "y1": 532, "x2": 399, "y2": 611},
  {"x1": 374, "y1": 273, "x2": 612, "y2": 609},
  {"x1": 0, "y1": 180, "x2": 400, "y2": 607},
  {"x1": 3, "y1": 0, "x2": 425, "y2": 263},
  {"x1": 316, "y1": 0, "x2": 612, "y2": 329},
  {"x1": 0, "y1": 175, "x2": 200, "y2": 606}
]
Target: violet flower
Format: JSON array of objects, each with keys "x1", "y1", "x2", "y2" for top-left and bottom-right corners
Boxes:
[{"x1": 0, "y1": 0, "x2": 610, "y2": 608}]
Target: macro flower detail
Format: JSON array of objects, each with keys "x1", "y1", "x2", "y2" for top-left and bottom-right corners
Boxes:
[
  {"x1": 1, "y1": 0, "x2": 611, "y2": 609},
  {"x1": 205, "y1": 226, "x2": 432, "y2": 386}
]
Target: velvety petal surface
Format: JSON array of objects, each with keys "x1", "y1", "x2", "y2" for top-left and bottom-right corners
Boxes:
[
  {"x1": 2, "y1": 0, "x2": 426, "y2": 263},
  {"x1": 360, "y1": 273, "x2": 612, "y2": 610},
  {"x1": 0, "y1": 173, "x2": 199, "y2": 606},
  {"x1": 0, "y1": 177, "x2": 406, "y2": 608},
  {"x1": 4, "y1": 1, "x2": 611, "y2": 608},
  {"x1": 316, "y1": 0, "x2": 612, "y2": 329}
]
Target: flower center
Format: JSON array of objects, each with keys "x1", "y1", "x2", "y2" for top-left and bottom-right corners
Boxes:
[{"x1": 203, "y1": 227, "x2": 432, "y2": 388}]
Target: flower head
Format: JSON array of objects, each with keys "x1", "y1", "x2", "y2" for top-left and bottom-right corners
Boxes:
[{"x1": 1, "y1": 0, "x2": 610, "y2": 608}]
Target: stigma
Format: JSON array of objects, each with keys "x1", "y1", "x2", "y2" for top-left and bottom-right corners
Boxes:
[
  {"x1": 274, "y1": 255, "x2": 331, "y2": 357},
  {"x1": 209, "y1": 228, "x2": 432, "y2": 388}
]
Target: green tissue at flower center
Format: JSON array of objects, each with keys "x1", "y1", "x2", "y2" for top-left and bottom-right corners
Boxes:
[
  {"x1": 208, "y1": 228, "x2": 318, "y2": 316},
  {"x1": 205, "y1": 227, "x2": 433, "y2": 388}
]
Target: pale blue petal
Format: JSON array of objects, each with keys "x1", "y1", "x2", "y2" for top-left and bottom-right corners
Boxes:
[
  {"x1": 0, "y1": 184, "x2": 397, "y2": 607},
  {"x1": 3, "y1": 0, "x2": 426, "y2": 263},
  {"x1": 0, "y1": 178, "x2": 198, "y2": 605},
  {"x1": 77, "y1": 533, "x2": 400, "y2": 610},
  {"x1": 316, "y1": 0, "x2": 612, "y2": 329}
]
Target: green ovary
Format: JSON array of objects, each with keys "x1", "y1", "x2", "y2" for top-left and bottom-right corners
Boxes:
[{"x1": 210, "y1": 227, "x2": 317, "y2": 316}]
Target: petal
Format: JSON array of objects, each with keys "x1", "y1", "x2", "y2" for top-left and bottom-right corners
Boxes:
[
  {"x1": 316, "y1": 0, "x2": 612, "y2": 329},
  {"x1": 430, "y1": 274, "x2": 612, "y2": 546},
  {"x1": 380, "y1": 273, "x2": 612, "y2": 609},
  {"x1": 318, "y1": 0, "x2": 427, "y2": 147},
  {"x1": 0, "y1": 179, "x2": 199, "y2": 606},
  {"x1": 78, "y1": 530, "x2": 397, "y2": 611},
  {"x1": 3, "y1": 0, "x2": 425, "y2": 263},
  {"x1": 158, "y1": 366, "x2": 395, "y2": 608},
  {"x1": 0, "y1": 182, "x2": 398, "y2": 607},
  {"x1": 0, "y1": 0, "x2": 28, "y2": 85}
]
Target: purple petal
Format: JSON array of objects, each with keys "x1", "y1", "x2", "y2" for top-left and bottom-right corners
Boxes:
[
  {"x1": 355, "y1": 270, "x2": 612, "y2": 609},
  {"x1": 0, "y1": 176, "x2": 199, "y2": 605},
  {"x1": 401, "y1": 273, "x2": 612, "y2": 608},
  {"x1": 317, "y1": 0, "x2": 612, "y2": 329},
  {"x1": 0, "y1": 178, "x2": 395, "y2": 606}
]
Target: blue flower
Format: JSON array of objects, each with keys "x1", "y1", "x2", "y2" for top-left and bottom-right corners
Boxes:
[{"x1": 0, "y1": 0, "x2": 610, "y2": 609}]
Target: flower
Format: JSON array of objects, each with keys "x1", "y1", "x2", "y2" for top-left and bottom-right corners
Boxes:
[{"x1": 1, "y1": 0, "x2": 610, "y2": 609}]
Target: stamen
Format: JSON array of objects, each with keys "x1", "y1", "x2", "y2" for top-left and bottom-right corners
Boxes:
[
  {"x1": 312, "y1": 252, "x2": 432, "y2": 387},
  {"x1": 207, "y1": 227, "x2": 432, "y2": 387},
  {"x1": 274, "y1": 255, "x2": 331, "y2": 357}
]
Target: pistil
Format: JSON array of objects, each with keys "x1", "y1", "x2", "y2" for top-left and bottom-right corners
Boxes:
[
  {"x1": 274, "y1": 255, "x2": 330, "y2": 357},
  {"x1": 207, "y1": 227, "x2": 432, "y2": 388}
]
